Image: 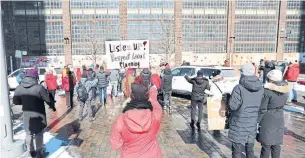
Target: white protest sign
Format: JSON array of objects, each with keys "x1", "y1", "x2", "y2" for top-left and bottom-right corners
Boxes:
[{"x1": 105, "y1": 40, "x2": 149, "y2": 69}]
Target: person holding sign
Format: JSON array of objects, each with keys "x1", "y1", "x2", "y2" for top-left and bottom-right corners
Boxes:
[
  {"x1": 184, "y1": 70, "x2": 210, "y2": 130},
  {"x1": 228, "y1": 64, "x2": 264, "y2": 158}
]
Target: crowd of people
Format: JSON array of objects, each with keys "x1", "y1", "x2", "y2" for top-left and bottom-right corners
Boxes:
[{"x1": 11, "y1": 59, "x2": 303, "y2": 158}]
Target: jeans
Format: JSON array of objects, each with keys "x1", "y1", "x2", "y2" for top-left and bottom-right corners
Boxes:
[
  {"x1": 287, "y1": 81, "x2": 297, "y2": 102},
  {"x1": 163, "y1": 91, "x2": 172, "y2": 108},
  {"x1": 98, "y1": 87, "x2": 107, "y2": 104},
  {"x1": 232, "y1": 142, "x2": 255, "y2": 158},
  {"x1": 65, "y1": 90, "x2": 73, "y2": 107},
  {"x1": 110, "y1": 81, "x2": 118, "y2": 96},
  {"x1": 26, "y1": 131, "x2": 44, "y2": 152},
  {"x1": 191, "y1": 100, "x2": 204, "y2": 123},
  {"x1": 79, "y1": 100, "x2": 94, "y2": 119},
  {"x1": 260, "y1": 144, "x2": 281, "y2": 158}
]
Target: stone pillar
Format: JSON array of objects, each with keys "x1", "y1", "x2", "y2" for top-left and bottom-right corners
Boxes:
[
  {"x1": 174, "y1": 0, "x2": 182, "y2": 66},
  {"x1": 62, "y1": 0, "x2": 72, "y2": 66},
  {"x1": 276, "y1": 0, "x2": 287, "y2": 61},
  {"x1": 119, "y1": 0, "x2": 128, "y2": 40},
  {"x1": 226, "y1": 0, "x2": 236, "y2": 66}
]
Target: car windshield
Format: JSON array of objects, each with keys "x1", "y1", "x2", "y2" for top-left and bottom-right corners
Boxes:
[
  {"x1": 54, "y1": 68, "x2": 62, "y2": 74},
  {"x1": 221, "y1": 69, "x2": 237, "y2": 77}
]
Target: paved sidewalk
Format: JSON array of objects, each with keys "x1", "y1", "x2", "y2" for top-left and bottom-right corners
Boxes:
[{"x1": 13, "y1": 93, "x2": 305, "y2": 158}]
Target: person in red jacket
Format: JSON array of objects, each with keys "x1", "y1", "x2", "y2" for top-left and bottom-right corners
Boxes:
[
  {"x1": 110, "y1": 76, "x2": 162, "y2": 158},
  {"x1": 76, "y1": 68, "x2": 82, "y2": 81},
  {"x1": 46, "y1": 70, "x2": 58, "y2": 103},
  {"x1": 62, "y1": 68, "x2": 76, "y2": 108},
  {"x1": 285, "y1": 60, "x2": 300, "y2": 103}
]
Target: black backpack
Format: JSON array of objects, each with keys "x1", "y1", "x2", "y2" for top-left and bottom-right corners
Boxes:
[{"x1": 77, "y1": 81, "x2": 89, "y2": 102}]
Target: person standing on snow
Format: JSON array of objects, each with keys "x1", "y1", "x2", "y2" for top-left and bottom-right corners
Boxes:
[
  {"x1": 161, "y1": 67, "x2": 173, "y2": 110},
  {"x1": 257, "y1": 70, "x2": 290, "y2": 158},
  {"x1": 74, "y1": 71, "x2": 98, "y2": 122},
  {"x1": 96, "y1": 66, "x2": 111, "y2": 106},
  {"x1": 228, "y1": 63, "x2": 264, "y2": 158},
  {"x1": 284, "y1": 60, "x2": 300, "y2": 103},
  {"x1": 110, "y1": 76, "x2": 162, "y2": 158},
  {"x1": 45, "y1": 69, "x2": 58, "y2": 103},
  {"x1": 185, "y1": 70, "x2": 210, "y2": 130},
  {"x1": 13, "y1": 69, "x2": 56, "y2": 157},
  {"x1": 141, "y1": 68, "x2": 152, "y2": 87}
]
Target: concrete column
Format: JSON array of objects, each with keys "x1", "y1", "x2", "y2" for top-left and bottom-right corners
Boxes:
[
  {"x1": 119, "y1": 0, "x2": 128, "y2": 40},
  {"x1": 226, "y1": 0, "x2": 236, "y2": 66},
  {"x1": 62, "y1": 0, "x2": 72, "y2": 66},
  {"x1": 174, "y1": 0, "x2": 182, "y2": 66},
  {"x1": 0, "y1": 3, "x2": 24, "y2": 157},
  {"x1": 276, "y1": 0, "x2": 287, "y2": 61}
]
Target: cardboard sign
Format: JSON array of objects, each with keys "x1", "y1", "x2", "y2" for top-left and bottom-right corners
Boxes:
[
  {"x1": 207, "y1": 97, "x2": 226, "y2": 130},
  {"x1": 105, "y1": 40, "x2": 149, "y2": 69}
]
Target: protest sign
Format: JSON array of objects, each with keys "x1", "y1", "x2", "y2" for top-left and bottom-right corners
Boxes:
[
  {"x1": 207, "y1": 97, "x2": 226, "y2": 130},
  {"x1": 105, "y1": 40, "x2": 149, "y2": 69}
]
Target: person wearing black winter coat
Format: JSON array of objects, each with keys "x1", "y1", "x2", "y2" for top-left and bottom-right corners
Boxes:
[
  {"x1": 141, "y1": 68, "x2": 152, "y2": 87},
  {"x1": 13, "y1": 71, "x2": 56, "y2": 157},
  {"x1": 161, "y1": 68, "x2": 173, "y2": 110},
  {"x1": 257, "y1": 70, "x2": 290, "y2": 158},
  {"x1": 259, "y1": 61, "x2": 275, "y2": 83},
  {"x1": 228, "y1": 64, "x2": 264, "y2": 158},
  {"x1": 185, "y1": 70, "x2": 209, "y2": 129}
]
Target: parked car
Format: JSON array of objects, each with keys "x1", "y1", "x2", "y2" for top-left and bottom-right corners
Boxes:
[
  {"x1": 8, "y1": 67, "x2": 62, "y2": 90},
  {"x1": 171, "y1": 65, "x2": 239, "y2": 95}
]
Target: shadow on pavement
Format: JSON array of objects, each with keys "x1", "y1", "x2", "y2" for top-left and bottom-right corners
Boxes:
[
  {"x1": 177, "y1": 129, "x2": 227, "y2": 157},
  {"x1": 284, "y1": 127, "x2": 305, "y2": 143},
  {"x1": 45, "y1": 119, "x2": 83, "y2": 155},
  {"x1": 46, "y1": 107, "x2": 73, "y2": 131}
]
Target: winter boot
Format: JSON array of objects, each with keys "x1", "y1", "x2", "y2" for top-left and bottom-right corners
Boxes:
[
  {"x1": 196, "y1": 122, "x2": 201, "y2": 130},
  {"x1": 190, "y1": 120, "x2": 195, "y2": 130}
]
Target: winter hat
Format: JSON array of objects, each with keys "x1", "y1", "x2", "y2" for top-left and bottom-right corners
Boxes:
[
  {"x1": 197, "y1": 70, "x2": 204, "y2": 77},
  {"x1": 240, "y1": 63, "x2": 255, "y2": 76},
  {"x1": 267, "y1": 69, "x2": 282, "y2": 82},
  {"x1": 134, "y1": 76, "x2": 144, "y2": 85},
  {"x1": 127, "y1": 68, "x2": 134, "y2": 75},
  {"x1": 26, "y1": 69, "x2": 38, "y2": 78}
]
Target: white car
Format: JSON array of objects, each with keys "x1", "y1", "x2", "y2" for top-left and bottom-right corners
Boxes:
[
  {"x1": 171, "y1": 66, "x2": 239, "y2": 95},
  {"x1": 8, "y1": 67, "x2": 62, "y2": 90}
]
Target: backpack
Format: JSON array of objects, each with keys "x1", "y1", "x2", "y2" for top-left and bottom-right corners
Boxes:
[{"x1": 77, "y1": 82, "x2": 89, "y2": 102}]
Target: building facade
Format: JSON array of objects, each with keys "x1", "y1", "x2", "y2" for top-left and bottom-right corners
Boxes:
[{"x1": 2, "y1": 0, "x2": 305, "y2": 69}]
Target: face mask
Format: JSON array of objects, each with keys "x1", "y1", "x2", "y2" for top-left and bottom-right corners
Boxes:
[{"x1": 70, "y1": 68, "x2": 73, "y2": 72}]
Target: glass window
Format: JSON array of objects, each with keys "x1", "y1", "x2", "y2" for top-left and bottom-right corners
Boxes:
[
  {"x1": 221, "y1": 69, "x2": 237, "y2": 77},
  {"x1": 39, "y1": 68, "x2": 46, "y2": 75},
  {"x1": 171, "y1": 68, "x2": 182, "y2": 76},
  {"x1": 200, "y1": 68, "x2": 215, "y2": 77},
  {"x1": 9, "y1": 70, "x2": 20, "y2": 77},
  {"x1": 180, "y1": 68, "x2": 195, "y2": 76}
]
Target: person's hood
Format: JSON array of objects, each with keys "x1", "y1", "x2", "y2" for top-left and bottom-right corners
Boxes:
[
  {"x1": 211, "y1": 75, "x2": 224, "y2": 82},
  {"x1": 22, "y1": 76, "x2": 38, "y2": 88},
  {"x1": 290, "y1": 64, "x2": 299, "y2": 68},
  {"x1": 163, "y1": 68, "x2": 171, "y2": 75},
  {"x1": 142, "y1": 68, "x2": 150, "y2": 74},
  {"x1": 123, "y1": 109, "x2": 153, "y2": 134},
  {"x1": 194, "y1": 76, "x2": 208, "y2": 85},
  {"x1": 239, "y1": 75, "x2": 262, "y2": 92},
  {"x1": 264, "y1": 81, "x2": 291, "y2": 94}
]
